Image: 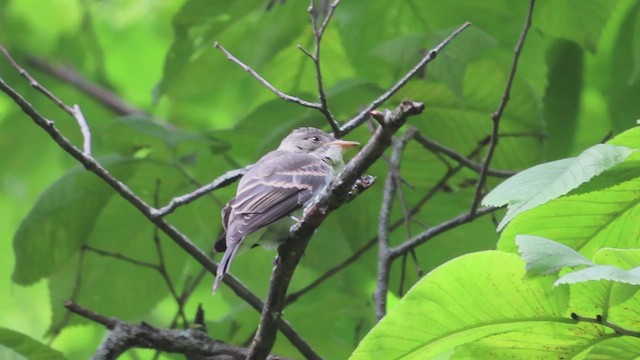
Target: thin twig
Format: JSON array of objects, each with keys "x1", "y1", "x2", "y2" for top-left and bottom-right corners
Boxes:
[
  {"x1": 302, "y1": 0, "x2": 342, "y2": 135},
  {"x1": 375, "y1": 128, "x2": 416, "y2": 321},
  {"x1": 284, "y1": 237, "x2": 376, "y2": 305},
  {"x1": 152, "y1": 166, "x2": 249, "y2": 218},
  {"x1": 413, "y1": 131, "x2": 515, "y2": 178},
  {"x1": 65, "y1": 300, "x2": 117, "y2": 328},
  {"x1": 470, "y1": 0, "x2": 535, "y2": 214},
  {"x1": 0, "y1": 46, "x2": 73, "y2": 113},
  {"x1": 390, "y1": 206, "x2": 498, "y2": 258},
  {"x1": 0, "y1": 45, "x2": 93, "y2": 155},
  {"x1": 168, "y1": 269, "x2": 207, "y2": 329},
  {"x1": 83, "y1": 245, "x2": 158, "y2": 270},
  {"x1": 339, "y1": 22, "x2": 471, "y2": 135},
  {"x1": 213, "y1": 42, "x2": 322, "y2": 109},
  {"x1": 499, "y1": 131, "x2": 547, "y2": 140},
  {"x1": 153, "y1": 180, "x2": 188, "y2": 327}
]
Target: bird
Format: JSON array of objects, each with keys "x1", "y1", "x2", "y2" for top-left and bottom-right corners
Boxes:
[{"x1": 213, "y1": 127, "x2": 360, "y2": 292}]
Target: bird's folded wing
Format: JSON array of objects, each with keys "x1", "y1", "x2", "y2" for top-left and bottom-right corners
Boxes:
[{"x1": 228, "y1": 153, "x2": 332, "y2": 234}]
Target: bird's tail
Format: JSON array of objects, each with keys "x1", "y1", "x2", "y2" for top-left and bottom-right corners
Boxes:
[{"x1": 213, "y1": 241, "x2": 241, "y2": 293}]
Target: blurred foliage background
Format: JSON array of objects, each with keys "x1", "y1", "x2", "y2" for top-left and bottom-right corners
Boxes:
[{"x1": 0, "y1": 0, "x2": 639, "y2": 359}]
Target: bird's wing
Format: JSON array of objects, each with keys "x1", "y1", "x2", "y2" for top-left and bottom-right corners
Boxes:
[
  {"x1": 214, "y1": 148, "x2": 336, "y2": 292},
  {"x1": 226, "y1": 151, "x2": 332, "y2": 240}
]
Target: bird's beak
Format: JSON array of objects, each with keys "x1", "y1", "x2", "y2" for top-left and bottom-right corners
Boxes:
[{"x1": 327, "y1": 140, "x2": 360, "y2": 149}]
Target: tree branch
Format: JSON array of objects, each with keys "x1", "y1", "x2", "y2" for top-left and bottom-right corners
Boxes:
[
  {"x1": 390, "y1": 206, "x2": 498, "y2": 258},
  {"x1": 338, "y1": 22, "x2": 471, "y2": 136},
  {"x1": 152, "y1": 166, "x2": 250, "y2": 218},
  {"x1": 213, "y1": 42, "x2": 322, "y2": 110},
  {"x1": 0, "y1": 45, "x2": 93, "y2": 155},
  {"x1": 470, "y1": 0, "x2": 535, "y2": 214},
  {"x1": 301, "y1": 0, "x2": 342, "y2": 135},
  {"x1": 375, "y1": 128, "x2": 416, "y2": 321},
  {"x1": 413, "y1": 131, "x2": 516, "y2": 178},
  {"x1": 65, "y1": 301, "x2": 289, "y2": 360}
]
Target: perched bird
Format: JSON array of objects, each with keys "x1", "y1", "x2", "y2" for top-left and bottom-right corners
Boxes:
[{"x1": 213, "y1": 127, "x2": 359, "y2": 291}]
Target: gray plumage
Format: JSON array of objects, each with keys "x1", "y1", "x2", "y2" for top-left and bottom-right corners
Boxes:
[{"x1": 213, "y1": 127, "x2": 358, "y2": 292}]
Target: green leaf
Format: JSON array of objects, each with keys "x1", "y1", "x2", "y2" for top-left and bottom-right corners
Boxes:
[
  {"x1": 556, "y1": 248, "x2": 640, "y2": 286},
  {"x1": 498, "y1": 174, "x2": 640, "y2": 258},
  {"x1": 483, "y1": 143, "x2": 634, "y2": 230},
  {"x1": 516, "y1": 235, "x2": 593, "y2": 275},
  {"x1": 556, "y1": 265, "x2": 640, "y2": 286},
  {"x1": 350, "y1": 251, "x2": 570, "y2": 360},
  {"x1": 0, "y1": 328, "x2": 67, "y2": 360},
  {"x1": 12, "y1": 157, "x2": 140, "y2": 285}
]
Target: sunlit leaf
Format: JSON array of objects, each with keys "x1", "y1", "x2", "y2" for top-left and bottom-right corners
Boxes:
[
  {"x1": 350, "y1": 251, "x2": 572, "y2": 359},
  {"x1": 556, "y1": 265, "x2": 640, "y2": 286},
  {"x1": 516, "y1": 235, "x2": 593, "y2": 274},
  {"x1": 484, "y1": 143, "x2": 634, "y2": 230}
]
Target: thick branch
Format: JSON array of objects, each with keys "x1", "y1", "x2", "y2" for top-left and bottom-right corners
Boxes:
[{"x1": 65, "y1": 301, "x2": 288, "y2": 360}]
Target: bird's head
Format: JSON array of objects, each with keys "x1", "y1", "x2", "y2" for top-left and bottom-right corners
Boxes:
[{"x1": 278, "y1": 127, "x2": 359, "y2": 155}]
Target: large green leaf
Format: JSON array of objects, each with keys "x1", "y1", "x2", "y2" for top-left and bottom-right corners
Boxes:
[
  {"x1": 0, "y1": 328, "x2": 67, "y2": 360},
  {"x1": 350, "y1": 251, "x2": 572, "y2": 359},
  {"x1": 499, "y1": 175, "x2": 640, "y2": 258},
  {"x1": 483, "y1": 143, "x2": 634, "y2": 230},
  {"x1": 498, "y1": 127, "x2": 640, "y2": 256},
  {"x1": 12, "y1": 157, "x2": 140, "y2": 285},
  {"x1": 556, "y1": 248, "x2": 640, "y2": 286},
  {"x1": 518, "y1": 235, "x2": 640, "y2": 286}
]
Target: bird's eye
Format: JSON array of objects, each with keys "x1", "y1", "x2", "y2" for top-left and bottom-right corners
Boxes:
[{"x1": 308, "y1": 136, "x2": 320, "y2": 142}]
